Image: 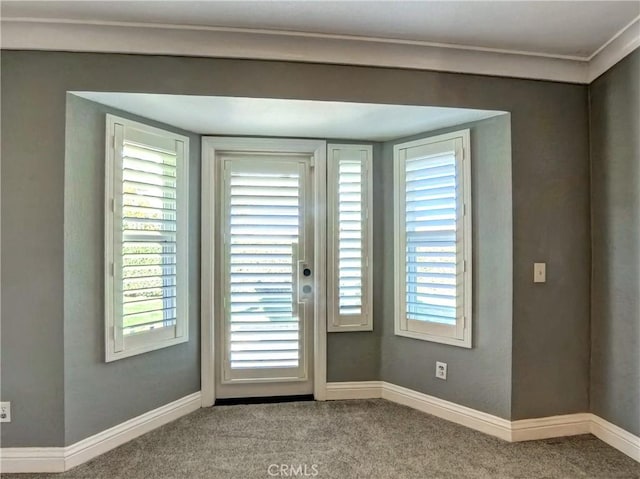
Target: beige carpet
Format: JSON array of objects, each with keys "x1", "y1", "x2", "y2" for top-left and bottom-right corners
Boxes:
[{"x1": 3, "y1": 399, "x2": 639, "y2": 479}]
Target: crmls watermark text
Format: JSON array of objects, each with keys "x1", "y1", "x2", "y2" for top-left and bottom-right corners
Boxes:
[{"x1": 267, "y1": 464, "x2": 319, "y2": 477}]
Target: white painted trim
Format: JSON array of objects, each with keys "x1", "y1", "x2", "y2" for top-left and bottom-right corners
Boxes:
[
  {"x1": 325, "y1": 381, "x2": 640, "y2": 462},
  {"x1": 200, "y1": 140, "x2": 216, "y2": 408},
  {"x1": 591, "y1": 414, "x2": 640, "y2": 462},
  {"x1": 326, "y1": 381, "x2": 510, "y2": 439},
  {"x1": 0, "y1": 448, "x2": 66, "y2": 473},
  {"x1": 0, "y1": 18, "x2": 589, "y2": 83},
  {"x1": 64, "y1": 392, "x2": 201, "y2": 470},
  {"x1": 0, "y1": 392, "x2": 201, "y2": 473},
  {"x1": 588, "y1": 16, "x2": 640, "y2": 82},
  {"x1": 510, "y1": 413, "x2": 592, "y2": 442},
  {"x1": 3, "y1": 386, "x2": 639, "y2": 473},
  {"x1": 313, "y1": 143, "x2": 328, "y2": 401},
  {"x1": 381, "y1": 382, "x2": 512, "y2": 441},
  {"x1": 325, "y1": 381, "x2": 383, "y2": 400},
  {"x1": 3, "y1": 16, "x2": 639, "y2": 83},
  {"x1": 200, "y1": 137, "x2": 328, "y2": 402},
  {"x1": 0, "y1": 17, "x2": 590, "y2": 61}
]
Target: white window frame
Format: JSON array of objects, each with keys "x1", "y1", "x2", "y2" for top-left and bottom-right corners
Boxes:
[
  {"x1": 327, "y1": 144, "x2": 373, "y2": 332},
  {"x1": 393, "y1": 129, "x2": 472, "y2": 348},
  {"x1": 105, "y1": 114, "x2": 189, "y2": 362}
]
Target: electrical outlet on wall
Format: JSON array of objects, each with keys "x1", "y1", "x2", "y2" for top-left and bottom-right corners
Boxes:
[
  {"x1": 0, "y1": 402, "x2": 11, "y2": 422},
  {"x1": 435, "y1": 362, "x2": 447, "y2": 380}
]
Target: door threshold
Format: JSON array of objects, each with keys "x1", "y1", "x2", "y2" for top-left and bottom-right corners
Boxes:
[{"x1": 214, "y1": 394, "x2": 314, "y2": 406}]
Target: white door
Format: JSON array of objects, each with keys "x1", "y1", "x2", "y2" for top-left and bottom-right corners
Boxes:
[{"x1": 215, "y1": 153, "x2": 315, "y2": 398}]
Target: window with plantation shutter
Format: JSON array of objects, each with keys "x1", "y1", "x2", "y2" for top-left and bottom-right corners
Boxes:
[
  {"x1": 327, "y1": 144, "x2": 373, "y2": 332},
  {"x1": 105, "y1": 115, "x2": 189, "y2": 361},
  {"x1": 394, "y1": 130, "x2": 472, "y2": 348}
]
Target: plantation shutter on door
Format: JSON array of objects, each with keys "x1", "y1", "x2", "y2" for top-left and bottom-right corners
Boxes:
[
  {"x1": 222, "y1": 157, "x2": 310, "y2": 381},
  {"x1": 327, "y1": 144, "x2": 373, "y2": 332}
]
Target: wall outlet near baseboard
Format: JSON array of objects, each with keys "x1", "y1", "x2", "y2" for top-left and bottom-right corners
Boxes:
[
  {"x1": 0, "y1": 402, "x2": 11, "y2": 422},
  {"x1": 435, "y1": 362, "x2": 447, "y2": 380}
]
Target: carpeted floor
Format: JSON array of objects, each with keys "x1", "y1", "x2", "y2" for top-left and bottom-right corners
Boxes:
[{"x1": 3, "y1": 399, "x2": 639, "y2": 479}]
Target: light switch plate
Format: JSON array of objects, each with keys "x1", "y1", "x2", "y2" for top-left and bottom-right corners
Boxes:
[{"x1": 534, "y1": 263, "x2": 546, "y2": 283}]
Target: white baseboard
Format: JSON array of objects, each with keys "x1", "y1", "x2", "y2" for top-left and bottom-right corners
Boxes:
[
  {"x1": 510, "y1": 413, "x2": 592, "y2": 442},
  {"x1": 64, "y1": 391, "x2": 201, "y2": 470},
  {"x1": 591, "y1": 415, "x2": 640, "y2": 462},
  {"x1": 3, "y1": 385, "x2": 639, "y2": 473},
  {"x1": 325, "y1": 381, "x2": 640, "y2": 462},
  {"x1": 0, "y1": 447, "x2": 66, "y2": 473},
  {"x1": 0, "y1": 391, "x2": 201, "y2": 474},
  {"x1": 325, "y1": 381, "x2": 383, "y2": 400},
  {"x1": 381, "y1": 382, "x2": 513, "y2": 441}
]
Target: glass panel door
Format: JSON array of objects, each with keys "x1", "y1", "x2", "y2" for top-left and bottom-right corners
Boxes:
[{"x1": 216, "y1": 154, "x2": 314, "y2": 398}]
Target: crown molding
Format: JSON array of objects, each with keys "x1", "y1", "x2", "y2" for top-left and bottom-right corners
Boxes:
[
  {"x1": 588, "y1": 15, "x2": 640, "y2": 82},
  {"x1": 0, "y1": 18, "x2": 587, "y2": 83},
  {"x1": 0, "y1": 17, "x2": 638, "y2": 84}
]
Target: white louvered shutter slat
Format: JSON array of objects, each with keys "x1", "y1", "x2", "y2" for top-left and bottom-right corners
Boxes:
[
  {"x1": 338, "y1": 159, "x2": 364, "y2": 315},
  {"x1": 405, "y1": 150, "x2": 458, "y2": 326},
  {"x1": 120, "y1": 142, "x2": 180, "y2": 335},
  {"x1": 328, "y1": 145, "x2": 373, "y2": 332},
  {"x1": 226, "y1": 164, "x2": 302, "y2": 371}
]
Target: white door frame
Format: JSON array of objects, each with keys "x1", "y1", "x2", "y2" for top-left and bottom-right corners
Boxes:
[{"x1": 201, "y1": 137, "x2": 327, "y2": 406}]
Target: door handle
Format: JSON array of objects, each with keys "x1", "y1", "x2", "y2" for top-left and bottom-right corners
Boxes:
[{"x1": 292, "y1": 241, "x2": 300, "y2": 307}]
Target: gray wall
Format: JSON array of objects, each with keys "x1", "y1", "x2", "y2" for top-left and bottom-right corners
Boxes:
[
  {"x1": 380, "y1": 116, "x2": 514, "y2": 418},
  {"x1": 63, "y1": 95, "x2": 201, "y2": 445},
  {"x1": 589, "y1": 50, "x2": 640, "y2": 436},
  {"x1": 0, "y1": 57, "x2": 67, "y2": 447},
  {"x1": 510, "y1": 86, "x2": 592, "y2": 419},
  {"x1": 1, "y1": 51, "x2": 591, "y2": 446}
]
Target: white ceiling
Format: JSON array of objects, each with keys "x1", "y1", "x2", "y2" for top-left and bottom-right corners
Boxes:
[
  {"x1": 73, "y1": 93, "x2": 504, "y2": 141},
  {"x1": 3, "y1": 1, "x2": 639, "y2": 84},
  {"x1": 3, "y1": 1, "x2": 639, "y2": 58}
]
